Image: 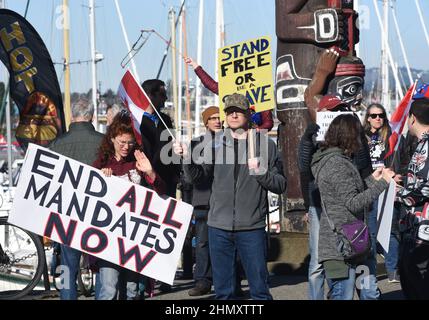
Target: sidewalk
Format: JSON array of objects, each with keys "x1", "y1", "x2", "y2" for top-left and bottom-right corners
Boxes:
[{"x1": 28, "y1": 270, "x2": 404, "y2": 300}]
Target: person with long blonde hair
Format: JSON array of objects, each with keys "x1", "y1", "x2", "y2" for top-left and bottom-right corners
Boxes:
[{"x1": 363, "y1": 103, "x2": 401, "y2": 287}]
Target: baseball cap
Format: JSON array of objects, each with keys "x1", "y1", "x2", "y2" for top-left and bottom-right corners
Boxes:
[
  {"x1": 223, "y1": 93, "x2": 250, "y2": 112},
  {"x1": 318, "y1": 95, "x2": 348, "y2": 111}
]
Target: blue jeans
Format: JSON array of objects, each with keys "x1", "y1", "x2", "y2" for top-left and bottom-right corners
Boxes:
[
  {"x1": 59, "y1": 244, "x2": 81, "y2": 300},
  {"x1": 98, "y1": 264, "x2": 139, "y2": 300},
  {"x1": 358, "y1": 201, "x2": 381, "y2": 299},
  {"x1": 327, "y1": 266, "x2": 356, "y2": 300},
  {"x1": 308, "y1": 205, "x2": 325, "y2": 300},
  {"x1": 208, "y1": 226, "x2": 272, "y2": 300},
  {"x1": 194, "y1": 209, "x2": 212, "y2": 285}
]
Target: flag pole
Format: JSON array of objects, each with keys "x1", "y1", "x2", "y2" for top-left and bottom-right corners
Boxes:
[
  {"x1": 127, "y1": 70, "x2": 176, "y2": 141},
  {"x1": 376, "y1": 80, "x2": 417, "y2": 239}
]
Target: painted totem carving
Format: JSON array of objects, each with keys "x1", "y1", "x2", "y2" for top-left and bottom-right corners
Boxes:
[{"x1": 275, "y1": 0, "x2": 360, "y2": 231}]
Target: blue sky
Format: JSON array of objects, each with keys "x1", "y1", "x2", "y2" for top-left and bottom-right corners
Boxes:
[{"x1": 2, "y1": 0, "x2": 429, "y2": 93}]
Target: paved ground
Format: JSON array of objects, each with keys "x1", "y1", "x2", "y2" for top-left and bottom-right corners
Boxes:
[{"x1": 27, "y1": 269, "x2": 404, "y2": 301}]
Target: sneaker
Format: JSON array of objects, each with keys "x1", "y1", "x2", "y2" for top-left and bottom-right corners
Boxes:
[
  {"x1": 188, "y1": 281, "x2": 211, "y2": 296},
  {"x1": 387, "y1": 271, "x2": 400, "y2": 283}
]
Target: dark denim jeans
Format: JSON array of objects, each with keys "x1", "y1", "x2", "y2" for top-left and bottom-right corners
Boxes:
[
  {"x1": 208, "y1": 226, "x2": 272, "y2": 300},
  {"x1": 194, "y1": 208, "x2": 212, "y2": 285},
  {"x1": 59, "y1": 244, "x2": 81, "y2": 300}
]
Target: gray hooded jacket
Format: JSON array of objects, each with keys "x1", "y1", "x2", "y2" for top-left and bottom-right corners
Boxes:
[
  {"x1": 185, "y1": 129, "x2": 287, "y2": 231},
  {"x1": 311, "y1": 147, "x2": 388, "y2": 262}
]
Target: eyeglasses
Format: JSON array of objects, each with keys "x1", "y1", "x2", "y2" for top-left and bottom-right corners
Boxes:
[
  {"x1": 208, "y1": 116, "x2": 220, "y2": 121},
  {"x1": 115, "y1": 138, "x2": 135, "y2": 148},
  {"x1": 226, "y1": 110, "x2": 246, "y2": 116},
  {"x1": 369, "y1": 113, "x2": 386, "y2": 119}
]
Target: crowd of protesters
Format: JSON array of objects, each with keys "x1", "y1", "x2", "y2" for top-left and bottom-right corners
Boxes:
[{"x1": 47, "y1": 51, "x2": 429, "y2": 300}]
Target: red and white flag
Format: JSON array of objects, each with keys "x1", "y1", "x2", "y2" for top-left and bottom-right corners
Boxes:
[
  {"x1": 118, "y1": 70, "x2": 152, "y2": 144},
  {"x1": 384, "y1": 81, "x2": 417, "y2": 159}
]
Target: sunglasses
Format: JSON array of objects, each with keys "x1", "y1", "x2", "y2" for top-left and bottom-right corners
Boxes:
[{"x1": 369, "y1": 113, "x2": 386, "y2": 119}]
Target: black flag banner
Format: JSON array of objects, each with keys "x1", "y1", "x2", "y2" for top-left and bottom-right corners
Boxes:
[{"x1": 0, "y1": 9, "x2": 65, "y2": 148}]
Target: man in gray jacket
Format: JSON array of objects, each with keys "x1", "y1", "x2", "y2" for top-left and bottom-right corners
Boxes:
[
  {"x1": 49, "y1": 99, "x2": 104, "y2": 300},
  {"x1": 175, "y1": 93, "x2": 287, "y2": 300}
]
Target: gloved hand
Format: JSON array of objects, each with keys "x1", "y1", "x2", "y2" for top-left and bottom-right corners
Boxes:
[{"x1": 303, "y1": 123, "x2": 320, "y2": 139}]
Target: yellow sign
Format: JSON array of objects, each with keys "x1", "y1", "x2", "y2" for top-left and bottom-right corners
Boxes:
[{"x1": 218, "y1": 36, "x2": 274, "y2": 119}]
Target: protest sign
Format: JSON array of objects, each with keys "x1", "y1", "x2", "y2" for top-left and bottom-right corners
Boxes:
[
  {"x1": 316, "y1": 111, "x2": 354, "y2": 141},
  {"x1": 8, "y1": 144, "x2": 193, "y2": 285},
  {"x1": 218, "y1": 36, "x2": 274, "y2": 118},
  {"x1": 376, "y1": 180, "x2": 396, "y2": 253}
]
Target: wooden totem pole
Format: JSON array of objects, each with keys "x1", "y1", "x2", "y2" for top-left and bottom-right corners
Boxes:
[{"x1": 275, "y1": 0, "x2": 360, "y2": 231}]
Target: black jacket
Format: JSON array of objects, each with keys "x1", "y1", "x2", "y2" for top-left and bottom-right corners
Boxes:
[
  {"x1": 139, "y1": 112, "x2": 180, "y2": 197},
  {"x1": 48, "y1": 122, "x2": 104, "y2": 165}
]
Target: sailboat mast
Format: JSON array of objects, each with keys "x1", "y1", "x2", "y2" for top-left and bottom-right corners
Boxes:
[
  {"x1": 63, "y1": 0, "x2": 71, "y2": 129},
  {"x1": 391, "y1": 4, "x2": 413, "y2": 86},
  {"x1": 215, "y1": 0, "x2": 224, "y2": 106},
  {"x1": 195, "y1": 0, "x2": 204, "y2": 136},
  {"x1": 169, "y1": 8, "x2": 179, "y2": 138},
  {"x1": 178, "y1": 11, "x2": 183, "y2": 136},
  {"x1": 182, "y1": 7, "x2": 192, "y2": 141},
  {"x1": 415, "y1": 0, "x2": 429, "y2": 50},
  {"x1": 381, "y1": 0, "x2": 389, "y2": 109},
  {"x1": 89, "y1": 0, "x2": 98, "y2": 128},
  {"x1": 373, "y1": 0, "x2": 404, "y2": 106},
  {"x1": 114, "y1": 0, "x2": 140, "y2": 83}
]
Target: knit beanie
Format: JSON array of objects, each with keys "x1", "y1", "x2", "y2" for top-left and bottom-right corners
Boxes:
[{"x1": 202, "y1": 106, "x2": 219, "y2": 125}]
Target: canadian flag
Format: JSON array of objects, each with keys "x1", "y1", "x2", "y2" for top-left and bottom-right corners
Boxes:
[
  {"x1": 384, "y1": 81, "x2": 417, "y2": 159},
  {"x1": 118, "y1": 70, "x2": 152, "y2": 145}
]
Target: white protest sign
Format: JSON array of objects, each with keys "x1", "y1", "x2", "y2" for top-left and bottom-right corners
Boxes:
[
  {"x1": 376, "y1": 180, "x2": 396, "y2": 253},
  {"x1": 9, "y1": 144, "x2": 193, "y2": 285},
  {"x1": 316, "y1": 111, "x2": 354, "y2": 141}
]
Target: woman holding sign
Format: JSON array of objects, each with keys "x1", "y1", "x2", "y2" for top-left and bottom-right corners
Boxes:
[{"x1": 93, "y1": 110, "x2": 165, "y2": 300}]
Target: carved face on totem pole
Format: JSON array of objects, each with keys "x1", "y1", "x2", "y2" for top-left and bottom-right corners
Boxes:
[{"x1": 327, "y1": 56, "x2": 365, "y2": 110}]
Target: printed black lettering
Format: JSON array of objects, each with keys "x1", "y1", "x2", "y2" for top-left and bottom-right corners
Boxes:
[
  {"x1": 163, "y1": 199, "x2": 182, "y2": 229},
  {"x1": 116, "y1": 185, "x2": 136, "y2": 213},
  {"x1": 58, "y1": 160, "x2": 83, "y2": 189},
  {"x1": 140, "y1": 191, "x2": 159, "y2": 222},
  {"x1": 32, "y1": 149, "x2": 59, "y2": 179},
  {"x1": 65, "y1": 193, "x2": 89, "y2": 222},
  {"x1": 155, "y1": 228, "x2": 177, "y2": 254},
  {"x1": 110, "y1": 213, "x2": 127, "y2": 237},
  {"x1": 44, "y1": 212, "x2": 77, "y2": 246},
  {"x1": 129, "y1": 216, "x2": 149, "y2": 241},
  {"x1": 140, "y1": 221, "x2": 160, "y2": 248},
  {"x1": 117, "y1": 238, "x2": 157, "y2": 272},
  {"x1": 91, "y1": 200, "x2": 112, "y2": 228},
  {"x1": 24, "y1": 175, "x2": 50, "y2": 206},
  {"x1": 85, "y1": 170, "x2": 107, "y2": 197},
  {"x1": 45, "y1": 186, "x2": 63, "y2": 213},
  {"x1": 81, "y1": 228, "x2": 108, "y2": 254}
]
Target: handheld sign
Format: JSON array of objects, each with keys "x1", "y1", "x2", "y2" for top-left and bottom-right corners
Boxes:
[
  {"x1": 9, "y1": 144, "x2": 193, "y2": 285},
  {"x1": 316, "y1": 111, "x2": 354, "y2": 141},
  {"x1": 218, "y1": 36, "x2": 274, "y2": 119}
]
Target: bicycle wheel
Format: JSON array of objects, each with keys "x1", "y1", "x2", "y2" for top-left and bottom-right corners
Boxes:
[
  {"x1": 77, "y1": 254, "x2": 94, "y2": 297},
  {"x1": 0, "y1": 217, "x2": 46, "y2": 300}
]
